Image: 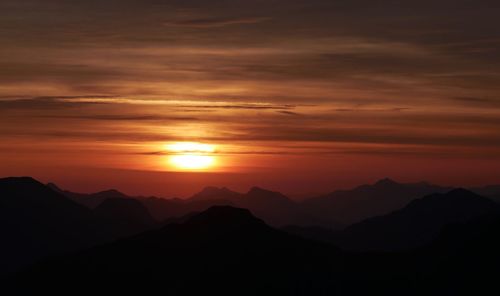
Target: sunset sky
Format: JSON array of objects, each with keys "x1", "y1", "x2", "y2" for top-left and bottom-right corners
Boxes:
[{"x1": 1, "y1": 0, "x2": 500, "y2": 197}]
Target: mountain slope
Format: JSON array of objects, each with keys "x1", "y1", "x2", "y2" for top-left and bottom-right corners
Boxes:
[
  {"x1": 335, "y1": 189, "x2": 500, "y2": 251},
  {"x1": 13, "y1": 206, "x2": 344, "y2": 295},
  {"x1": 303, "y1": 178, "x2": 450, "y2": 225},
  {"x1": 0, "y1": 177, "x2": 162, "y2": 274},
  {"x1": 9, "y1": 205, "x2": 500, "y2": 295},
  {"x1": 0, "y1": 177, "x2": 115, "y2": 274},
  {"x1": 140, "y1": 196, "x2": 234, "y2": 221},
  {"x1": 48, "y1": 183, "x2": 131, "y2": 208},
  {"x1": 94, "y1": 198, "x2": 157, "y2": 235},
  {"x1": 55, "y1": 184, "x2": 330, "y2": 228},
  {"x1": 50, "y1": 183, "x2": 235, "y2": 222},
  {"x1": 470, "y1": 184, "x2": 500, "y2": 203},
  {"x1": 190, "y1": 186, "x2": 242, "y2": 201},
  {"x1": 188, "y1": 186, "x2": 330, "y2": 227}
]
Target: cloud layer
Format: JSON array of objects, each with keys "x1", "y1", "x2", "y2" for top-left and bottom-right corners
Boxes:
[{"x1": 1, "y1": 0, "x2": 500, "y2": 190}]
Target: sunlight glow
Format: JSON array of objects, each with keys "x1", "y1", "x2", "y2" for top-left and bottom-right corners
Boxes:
[
  {"x1": 166, "y1": 142, "x2": 215, "y2": 153},
  {"x1": 166, "y1": 142, "x2": 217, "y2": 170},
  {"x1": 169, "y1": 155, "x2": 215, "y2": 170}
]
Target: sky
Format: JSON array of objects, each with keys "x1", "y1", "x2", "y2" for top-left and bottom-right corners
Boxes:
[{"x1": 1, "y1": 0, "x2": 500, "y2": 197}]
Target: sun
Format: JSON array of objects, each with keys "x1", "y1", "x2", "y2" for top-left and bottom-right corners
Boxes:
[
  {"x1": 166, "y1": 142, "x2": 217, "y2": 170},
  {"x1": 169, "y1": 155, "x2": 215, "y2": 170}
]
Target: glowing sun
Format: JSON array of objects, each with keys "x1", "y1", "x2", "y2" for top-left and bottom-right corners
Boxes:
[{"x1": 166, "y1": 142, "x2": 217, "y2": 170}]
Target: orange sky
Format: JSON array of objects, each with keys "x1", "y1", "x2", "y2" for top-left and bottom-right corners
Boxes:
[{"x1": 1, "y1": 0, "x2": 500, "y2": 197}]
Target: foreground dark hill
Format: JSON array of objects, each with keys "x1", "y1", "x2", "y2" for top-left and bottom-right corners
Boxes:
[
  {"x1": 0, "y1": 177, "x2": 159, "y2": 274},
  {"x1": 332, "y1": 189, "x2": 500, "y2": 251},
  {"x1": 470, "y1": 184, "x2": 500, "y2": 202},
  {"x1": 303, "y1": 178, "x2": 451, "y2": 225},
  {"x1": 0, "y1": 177, "x2": 113, "y2": 274},
  {"x1": 10, "y1": 205, "x2": 500, "y2": 296},
  {"x1": 12, "y1": 206, "x2": 346, "y2": 295}
]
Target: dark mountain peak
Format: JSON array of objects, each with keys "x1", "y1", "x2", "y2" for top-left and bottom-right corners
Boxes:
[
  {"x1": 339, "y1": 187, "x2": 500, "y2": 251},
  {"x1": 0, "y1": 176, "x2": 69, "y2": 205},
  {"x1": 247, "y1": 186, "x2": 281, "y2": 196},
  {"x1": 0, "y1": 176, "x2": 42, "y2": 187},
  {"x1": 200, "y1": 186, "x2": 234, "y2": 195},
  {"x1": 246, "y1": 186, "x2": 292, "y2": 203},
  {"x1": 374, "y1": 178, "x2": 399, "y2": 187},
  {"x1": 409, "y1": 188, "x2": 487, "y2": 206},
  {"x1": 190, "y1": 186, "x2": 240, "y2": 201},
  {"x1": 94, "y1": 189, "x2": 128, "y2": 198},
  {"x1": 185, "y1": 206, "x2": 265, "y2": 227},
  {"x1": 248, "y1": 186, "x2": 267, "y2": 194},
  {"x1": 46, "y1": 182, "x2": 63, "y2": 192},
  {"x1": 446, "y1": 188, "x2": 477, "y2": 197}
]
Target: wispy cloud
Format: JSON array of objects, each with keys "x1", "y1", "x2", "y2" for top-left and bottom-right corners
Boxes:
[
  {"x1": 451, "y1": 97, "x2": 500, "y2": 107},
  {"x1": 277, "y1": 110, "x2": 301, "y2": 116},
  {"x1": 41, "y1": 114, "x2": 199, "y2": 121},
  {"x1": 163, "y1": 17, "x2": 271, "y2": 28}
]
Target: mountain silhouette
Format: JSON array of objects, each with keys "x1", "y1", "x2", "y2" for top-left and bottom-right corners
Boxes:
[
  {"x1": 54, "y1": 184, "x2": 330, "y2": 228},
  {"x1": 333, "y1": 188, "x2": 500, "y2": 251},
  {"x1": 189, "y1": 186, "x2": 331, "y2": 227},
  {"x1": 0, "y1": 177, "x2": 116, "y2": 274},
  {"x1": 48, "y1": 183, "x2": 130, "y2": 208},
  {"x1": 4, "y1": 177, "x2": 500, "y2": 295},
  {"x1": 303, "y1": 178, "x2": 451, "y2": 225},
  {"x1": 12, "y1": 206, "x2": 345, "y2": 295},
  {"x1": 190, "y1": 186, "x2": 242, "y2": 201},
  {"x1": 50, "y1": 183, "x2": 236, "y2": 221},
  {"x1": 140, "y1": 196, "x2": 235, "y2": 221},
  {"x1": 0, "y1": 177, "x2": 161, "y2": 274},
  {"x1": 470, "y1": 184, "x2": 500, "y2": 202},
  {"x1": 6, "y1": 200, "x2": 500, "y2": 295},
  {"x1": 93, "y1": 198, "x2": 157, "y2": 235}
]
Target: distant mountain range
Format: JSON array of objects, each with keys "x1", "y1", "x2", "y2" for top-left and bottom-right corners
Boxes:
[
  {"x1": 3, "y1": 175, "x2": 500, "y2": 279},
  {"x1": 48, "y1": 178, "x2": 500, "y2": 229},
  {"x1": 338, "y1": 188, "x2": 500, "y2": 251},
  {"x1": 287, "y1": 188, "x2": 500, "y2": 251},
  {"x1": 301, "y1": 178, "x2": 453, "y2": 225},
  {"x1": 51, "y1": 183, "x2": 331, "y2": 228},
  {"x1": 189, "y1": 185, "x2": 330, "y2": 227}
]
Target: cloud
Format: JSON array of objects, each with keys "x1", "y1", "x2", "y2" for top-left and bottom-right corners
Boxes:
[
  {"x1": 333, "y1": 107, "x2": 410, "y2": 113},
  {"x1": 173, "y1": 103, "x2": 297, "y2": 110},
  {"x1": 0, "y1": 96, "x2": 113, "y2": 109},
  {"x1": 1, "y1": 0, "x2": 500, "y2": 165},
  {"x1": 451, "y1": 97, "x2": 500, "y2": 107},
  {"x1": 277, "y1": 111, "x2": 301, "y2": 116},
  {"x1": 41, "y1": 114, "x2": 199, "y2": 121},
  {"x1": 163, "y1": 17, "x2": 271, "y2": 28}
]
